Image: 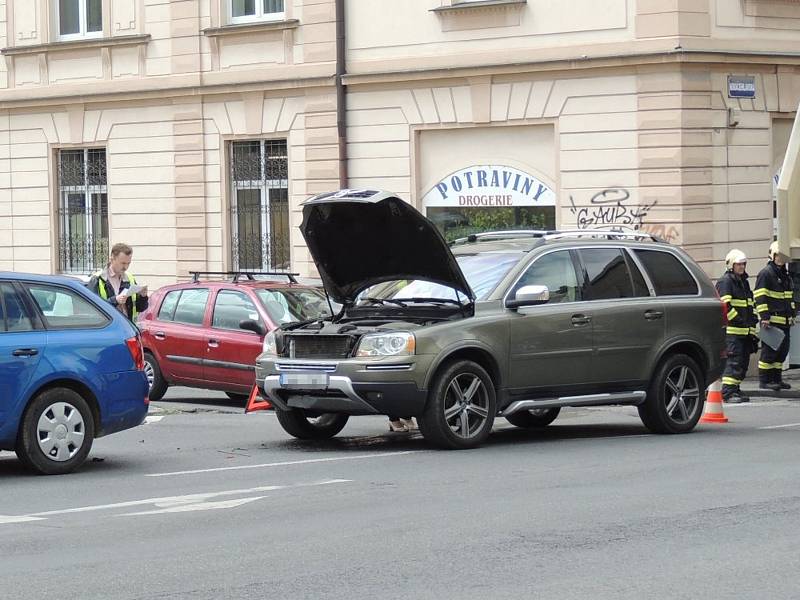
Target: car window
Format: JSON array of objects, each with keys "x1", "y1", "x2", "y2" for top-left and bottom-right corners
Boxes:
[
  {"x1": 511, "y1": 250, "x2": 580, "y2": 304},
  {"x1": 213, "y1": 290, "x2": 262, "y2": 331},
  {"x1": 167, "y1": 289, "x2": 209, "y2": 325},
  {"x1": 256, "y1": 288, "x2": 331, "y2": 325},
  {"x1": 0, "y1": 283, "x2": 34, "y2": 332},
  {"x1": 633, "y1": 249, "x2": 699, "y2": 296},
  {"x1": 27, "y1": 284, "x2": 110, "y2": 329},
  {"x1": 577, "y1": 248, "x2": 640, "y2": 300},
  {"x1": 158, "y1": 290, "x2": 181, "y2": 321}
]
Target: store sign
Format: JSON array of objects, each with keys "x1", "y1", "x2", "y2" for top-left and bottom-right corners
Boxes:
[
  {"x1": 423, "y1": 165, "x2": 555, "y2": 208},
  {"x1": 728, "y1": 76, "x2": 756, "y2": 99}
]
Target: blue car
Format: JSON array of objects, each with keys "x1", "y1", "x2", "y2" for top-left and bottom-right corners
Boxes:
[{"x1": 0, "y1": 272, "x2": 149, "y2": 474}]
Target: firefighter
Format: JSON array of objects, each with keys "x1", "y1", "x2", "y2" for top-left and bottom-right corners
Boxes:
[
  {"x1": 754, "y1": 241, "x2": 796, "y2": 391},
  {"x1": 717, "y1": 249, "x2": 758, "y2": 403}
]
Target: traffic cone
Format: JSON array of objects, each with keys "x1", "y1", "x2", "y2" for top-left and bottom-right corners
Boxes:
[
  {"x1": 700, "y1": 379, "x2": 728, "y2": 424},
  {"x1": 244, "y1": 384, "x2": 271, "y2": 413}
]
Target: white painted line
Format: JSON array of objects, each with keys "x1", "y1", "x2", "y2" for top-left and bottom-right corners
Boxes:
[
  {"x1": 145, "y1": 450, "x2": 424, "y2": 478},
  {"x1": 144, "y1": 415, "x2": 164, "y2": 424},
  {"x1": 758, "y1": 422, "x2": 800, "y2": 430},
  {"x1": 0, "y1": 515, "x2": 45, "y2": 525},
  {"x1": 119, "y1": 496, "x2": 265, "y2": 516},
  {"x1": 27, "y1": 479, "x2": 350, "y2": 517}
]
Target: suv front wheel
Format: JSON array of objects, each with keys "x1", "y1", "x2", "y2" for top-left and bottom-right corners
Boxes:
[
  {"x1": 639, "y1": 353, "x2": 705, "y2": 434},
  {"x1": 418, "y1": 360, "x2": 496, "y2": 450}
]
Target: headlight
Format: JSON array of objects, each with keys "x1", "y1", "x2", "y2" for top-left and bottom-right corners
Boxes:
[
  {"x1": 262, "y1": 330, "x2": 277, "y2": 356},
  {"x1": 356, "y1": 332, "x2": 415, "y2": 357}
]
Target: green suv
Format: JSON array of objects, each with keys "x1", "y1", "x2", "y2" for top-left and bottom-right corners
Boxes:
[{"x1": 255, "y1": 191, "x2": 726, "y2": 449}]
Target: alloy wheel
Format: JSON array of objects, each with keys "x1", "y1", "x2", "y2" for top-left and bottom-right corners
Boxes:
[
  {"x1": 443, "y1": 373, "x2": 490, "y2": 439},
  {"x1": 144, "y1": 360, "x2": 155, "y2": 390},
  {"x1": 36, "y1": 402, "x2": 86, "y2": 462},
  {"x1": 663, "y1": 365, "x2": 700, "y2": 425}
]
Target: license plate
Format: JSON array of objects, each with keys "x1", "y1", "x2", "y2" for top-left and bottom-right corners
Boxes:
[{"x1": 279, "y1": 372, "x2": 329, "y2": 389}]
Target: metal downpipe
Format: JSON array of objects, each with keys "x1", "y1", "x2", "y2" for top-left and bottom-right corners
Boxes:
[{"x1": 335, "y1": 0, "x2": 348, "y2": 189}]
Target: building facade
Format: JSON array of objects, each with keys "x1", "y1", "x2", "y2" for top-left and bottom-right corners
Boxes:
[{"x1": 1, "y1": 0, "x2": 799, "y2": 286}]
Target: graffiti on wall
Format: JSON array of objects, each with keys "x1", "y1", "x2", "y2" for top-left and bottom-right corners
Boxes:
[{"x1": 568, "y1": 188, "x2": 679, "y2": 243}]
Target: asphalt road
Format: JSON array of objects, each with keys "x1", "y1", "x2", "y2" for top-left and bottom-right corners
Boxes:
[{"x1": 2, "y1": 388, "x2": 799, "y2": 600}]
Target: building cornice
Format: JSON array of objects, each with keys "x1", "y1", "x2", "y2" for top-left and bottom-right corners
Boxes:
[{"x1": 202, "y1": 19, "x2": 300, "y2": 38}]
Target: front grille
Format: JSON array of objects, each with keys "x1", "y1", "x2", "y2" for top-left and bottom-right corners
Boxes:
[{"x1": 284, "y1": 335, "x2": 353, "y2": 359}]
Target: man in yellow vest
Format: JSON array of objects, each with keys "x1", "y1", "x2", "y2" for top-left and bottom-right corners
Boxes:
[{"x1": 87, "y1": 242, "x2": 149, "y2": 322}]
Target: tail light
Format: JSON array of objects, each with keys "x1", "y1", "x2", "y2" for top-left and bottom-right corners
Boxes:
[{"x1": 126, "y1": 336, "x2": 145, "y2": 371}]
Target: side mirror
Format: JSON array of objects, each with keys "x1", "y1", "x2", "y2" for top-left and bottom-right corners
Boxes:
[
  {"x1": 239, "y1": 319, "x2": 266, "y2": 336},
  {"x1": 506, "y1": 285, "x2": 550, "y2": 309}
]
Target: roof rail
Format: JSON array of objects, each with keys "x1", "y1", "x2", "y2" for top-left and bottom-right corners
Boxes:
[
  {"x1": 451, "y1": 229, "x2": 555, "y2": 245},
  {"x1": 189, "y1": 271, "x2": 299, "y2": 284},
  {"x1": 542, "y1": 229, "x2": 663, "y2": 242}
]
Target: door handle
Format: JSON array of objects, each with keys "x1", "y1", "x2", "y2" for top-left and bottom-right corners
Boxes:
[
  {"x1": 571, "y1": 314, "x2": 592, "y2": 326},
  {"x1": 644, "y1": 310, "x2": 664, "y2": 321},
  {"x1": 208, "y1": 339, "x2": 219, "y2": 348},
  {"x1": 154, "y1": 331, "x2": 166, "y2": 340},
  {"x1": 12, "y1": 348, "x2": 38, "y2": 357}
]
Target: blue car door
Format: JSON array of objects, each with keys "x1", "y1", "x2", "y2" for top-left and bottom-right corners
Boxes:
[{"x1": 0, "y1": 281, "x2": 43, "y2": 427}]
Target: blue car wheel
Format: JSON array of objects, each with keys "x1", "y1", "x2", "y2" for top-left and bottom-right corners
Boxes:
[{"x1": 16, "y1": 388, "x2": 96, "y2": 475}]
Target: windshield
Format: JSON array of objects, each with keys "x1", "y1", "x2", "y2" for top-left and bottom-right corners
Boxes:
[
  {"x1": 359, "y1": 252, "x2": 522, "y2": 303},
  {"x1": 256, "y1": 288, "x2": 332, "y2": 324}
]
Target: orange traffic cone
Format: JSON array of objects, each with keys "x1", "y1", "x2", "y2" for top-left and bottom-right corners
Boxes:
[
  {"x1": 700, "y1": 379, "x2": 728, "y2": 424},
  {"x1": 244, "y1": 384, "x2": 271, "y2": 413}
]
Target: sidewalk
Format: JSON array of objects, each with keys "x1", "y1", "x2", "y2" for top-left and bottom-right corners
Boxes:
[{"x1": 739, "y1": 368, "x2": 800, "y2": 399}]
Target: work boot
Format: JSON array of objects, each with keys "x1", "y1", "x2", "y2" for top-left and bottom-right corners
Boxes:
[
  {"x1": 725, "y1": 394, "x2": 746, "y2": 404},
  {"x1": 735, "y1": 388, "x2": 751, "y2": 402},
  {"x1": 759, "y1": 381, "x2": 782, "y2": 392},
  {"x1": 778, "y1": 380, "x2": 792, "y2": 390}
]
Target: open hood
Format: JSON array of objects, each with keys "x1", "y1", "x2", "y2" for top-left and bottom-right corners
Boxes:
[{"x1": 299, "y1": 190, "x2": 474, "y2": 305}]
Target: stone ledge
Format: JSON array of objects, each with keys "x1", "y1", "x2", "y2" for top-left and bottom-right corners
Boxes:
[
  {"x1": 1, "y1": 34, "x2": 151, "y2": 56},
  {"x1": 431, "y1": 0, "x2": 527, "y2": 14},
  {"x1": 203, "y1": 19, "x2": 300, "y2": 37}
]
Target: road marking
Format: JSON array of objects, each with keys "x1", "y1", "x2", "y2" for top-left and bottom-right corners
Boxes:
[
  {"x1": 144, "y1": 416, "x2": 164, "y2": 424},
  {"x1": 24, "y1": 479, "x2": 349, "y2": 518},
  {"x1": 758, "y1": 422, "x2": 800, "y2": 430},
  {"x1": 119, "y1": 496, "x2": 265, "y2": 516},
  {"x1": 0, "y1": 515, "x2": 45, "y2": 524},
  {"x1": 146, "y1": 450, "x2": 424, "y2": 478}
]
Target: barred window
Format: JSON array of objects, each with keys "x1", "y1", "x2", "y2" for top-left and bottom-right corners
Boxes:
[
  {"x1": 230, "y1": 0, "x2": 285, "y2": 23},
  {"x1": 230, "y1": 140, "x2": 290, "y2": 272},
  {"x1": 57, "y1": 148, "x2": 108, "y2": 274}
]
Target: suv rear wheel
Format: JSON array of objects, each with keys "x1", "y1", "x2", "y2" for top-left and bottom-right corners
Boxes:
[
  {"x1": 505, "y1": 407, "x2": 560, "y2": 428},
  {"x1": 639, "y1": 353, "x2": 704, "y2": 434},
  {"x1": 275, "y1": 408, "x2": 349, "y2": 440},
  {"x1": 418, "y1": 360, "x2": 496, "y2": 449}
]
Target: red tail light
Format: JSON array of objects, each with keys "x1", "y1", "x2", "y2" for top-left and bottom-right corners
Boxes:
[{"x1": 126, "y1": 336, "x2": 145, "y2": 371}]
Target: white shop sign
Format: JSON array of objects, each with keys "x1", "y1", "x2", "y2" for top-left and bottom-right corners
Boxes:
[{"x1": 423, "y1": 165, "x2": 555, "y2": 208}]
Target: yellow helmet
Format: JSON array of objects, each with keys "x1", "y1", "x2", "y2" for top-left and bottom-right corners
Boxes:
[{"x1": 725, "y1": 249, "x2": 747, "y2": 270}]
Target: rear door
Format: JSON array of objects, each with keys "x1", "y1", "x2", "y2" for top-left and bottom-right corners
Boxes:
[
  {"x1": 575, "y1": 247, "x2": 665, "y2": 388},
  {"x1": 506, "y1": 249, "x2": 594, "y2": 396},
  {"x1": 148, "y1": 288, "x2": 210, "y2": 383},
  {"x1": 203, "y1": 289, "x2": 266, "y2": 392},
  {"x1": 0, "y1": 281, "x2": 42, "y2": 428}
]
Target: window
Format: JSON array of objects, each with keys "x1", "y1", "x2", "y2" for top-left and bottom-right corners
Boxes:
[
  {"x1": 633, "y1": 250, "x2": 699, "y2": 296},
  {"x1": 27, "y1": 284, "x2": 109, "y2": 329},
  {"x1": 511, "y1": 250, "x2": 580, "y2": 304},
  {"x1": 58, "y1": 0, "x2": 102, "y2": 39},
  {"x1": 578, "y1": 248, "x2": 642, "y2": 301},
  {"x1": 158, "y1": 289, "x2": 209, "y2": 326},
  {"x1": 230, "y1": 140, "x2": 290, "y2": 271},
  {"x1": 57, "y1": 148, "x2": 108, "y2": 274},
  {"x1": 230, "y1": 0, "x2": 285, "y2": 23},
  {"x1": 0, "y1": 283, "x2": 34, "y2": 333},
  {"x1": 256, "y1": 288, "x2": 331, "y2": 325},
  {"x1": 212, "y1": 290, "x2": 262, "y2": 331}
]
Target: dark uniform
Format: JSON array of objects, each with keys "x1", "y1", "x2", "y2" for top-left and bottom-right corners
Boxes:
[
  {"x1": 87, "y1": 268, "x2": 148, "y2": 323},
  {"x1": 754, "y1": 260, "x2": 795, "y2": 387},
  {"x1": 716, "y1": 270, "x2": 757, "y2": 400}
]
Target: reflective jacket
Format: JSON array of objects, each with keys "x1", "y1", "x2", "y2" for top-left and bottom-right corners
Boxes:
[
  {"x1": 754, "y1": 261, "x2": 795, "y2": 327},
  {"x1": 87, "y1": 269, "x2": 148, "y2": 322},
  {"x1": 716, "y1": 270, "x2": 756, "y2": 336}
]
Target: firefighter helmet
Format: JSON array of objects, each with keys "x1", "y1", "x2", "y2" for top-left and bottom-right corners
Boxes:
[
  {"x1": 725, "y1": 249, "x2": 747, "y2": 270},
  {"x1": 769, "y1": 240, "x2": 781, "y2": 259}
]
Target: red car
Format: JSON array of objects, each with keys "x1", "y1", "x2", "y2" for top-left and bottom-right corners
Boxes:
[{"x1": 138, "y1": 272, "x2": 332, "y2": 401}]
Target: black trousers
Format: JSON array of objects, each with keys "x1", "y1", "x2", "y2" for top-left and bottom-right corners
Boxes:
[
  {"x1": 722, "y1": 335, "x2": 751, "y2": 398},
  {"x1": 759, "y1": 325, "x2": 791, "y2": 384}
]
